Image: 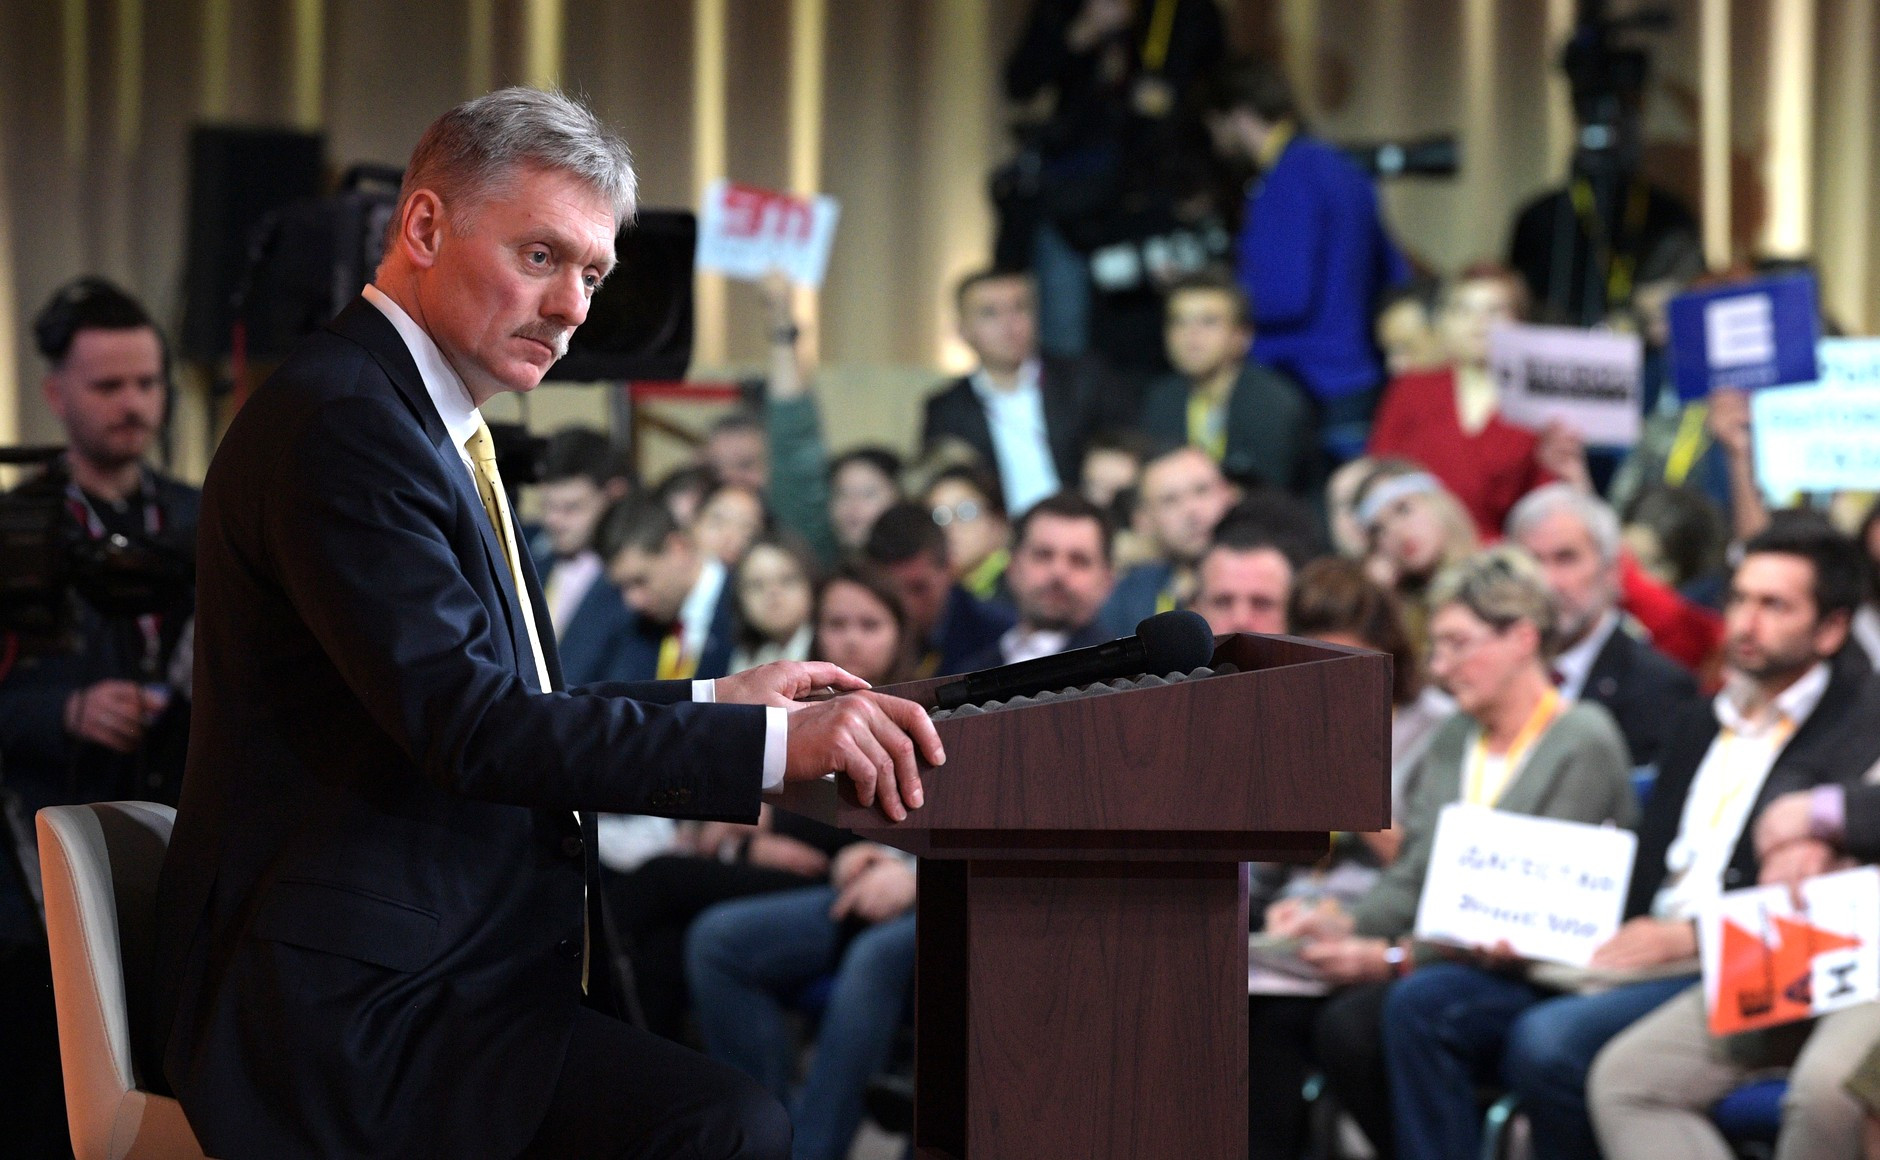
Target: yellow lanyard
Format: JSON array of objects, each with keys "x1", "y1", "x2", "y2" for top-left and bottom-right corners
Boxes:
[
  {"x1": 1140, "y1": 0, "x2": 1179, "y2": 71},
  {"x1": 1704, "y1": 718, "x2": 1797, "y2": 830},
  {"x1": 1665, "y1": 402, "x2": 1711, "y2": 487},
  {"x1": 1465, "y1": 688, "x2": 1561, "y2": 807}
]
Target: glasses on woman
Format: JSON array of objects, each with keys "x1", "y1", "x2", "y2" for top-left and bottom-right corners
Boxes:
[{"x1": 931, "y1": 501, "x2": 981, "y2": 527}]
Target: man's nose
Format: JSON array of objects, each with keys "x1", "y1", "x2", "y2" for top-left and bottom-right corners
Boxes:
[{"x1": 546, "y1": 271, "x2": 590, "y2": 326}]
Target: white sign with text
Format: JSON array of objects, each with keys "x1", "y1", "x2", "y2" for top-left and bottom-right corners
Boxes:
[
  {"x1": 1751, "y1": 339, "x2": 1880, "y2": 496},
  {"x1": 695, "y1": 179, "x2": 841, "y2": 288},
  {"x1": 1416, "y1": 805, "x2": 1637, "y2": 966},
  {"x1": 1490, "y1": 323, "x2": 1644, "y2": 447}
]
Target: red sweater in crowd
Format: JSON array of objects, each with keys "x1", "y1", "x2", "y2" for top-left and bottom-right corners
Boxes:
[{"x1": 1368, "y1": 366, "x2": 1554, "y2": 540}]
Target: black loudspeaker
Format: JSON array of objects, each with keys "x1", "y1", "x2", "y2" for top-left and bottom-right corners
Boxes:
[
  {"x1": 180, "y1": 126, "x2": 326, "y2": 362},
  {"x1": 548, "y1": 210, "x2": 696, "y2": 382}
]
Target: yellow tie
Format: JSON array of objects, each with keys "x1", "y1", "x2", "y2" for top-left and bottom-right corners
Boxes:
[
  {"x1": 465, "y1": 417, "x2": 588, "y2": 989},
  {"x1": 464, "y1": 417, "x2": 554, "y2": 694}
]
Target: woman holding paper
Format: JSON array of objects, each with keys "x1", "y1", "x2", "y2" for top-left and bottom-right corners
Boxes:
[{"x1": 1249, "y1": 547, "x2": 1634, "y2": 1159}]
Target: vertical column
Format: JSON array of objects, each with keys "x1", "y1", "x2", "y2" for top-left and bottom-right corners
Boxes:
[
  {"x1": 788, "y1": 0, "x2": 825, "y2": 364},
  {"x1": 1460, "y1": 0, "x2": 1500, "y2": 260},
  {"x1": 63, "y1": 0, "x2": 88, "y2": 161},
  {"x1": 200, "y1": 0, "x2": 231, "y2": 119},
  {"x1": 1279, "y1": 0, "x2": 1318, "y2": 122},
  {"x1": 1760, "y1": 0, "x2": 1815, "y2": 257},
  {"x1": 1818, "y1": 0, "x2": 1875, "y2": 332},
  {"x1": 920, "y1": 0, "x2": 992, "y2": 371},
  {"x1": 466, "y1": 0, "x2": 495, "y2": 96},
  {"x1": 290, "y1": 0, "x2": 323, "y2": 130},
  {"x1": 114, "y1": 0, "x2": 143, "y2": 154},
  {"x1": 1543, "y1": 0, "x2": 1576, "y2": 181},
  {"x1": 1698, "y1": 0, "x2": 1731, "y2": 268},
  {"x1": 521, "y1": 0, "x2": 562, "y2": 91},
  {"x1": 0, "y1": 80, "x2": 16, "y2": 458},
  {"x1": 692, "y1": 0, "x2": 728, "y2": 370}
]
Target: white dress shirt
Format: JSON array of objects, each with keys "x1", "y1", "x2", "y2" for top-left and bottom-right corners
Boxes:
[
  {"x1": 362, "y1": 285, "x2": 787, "y2": 790},
  {"x1": 1552, "y1": 610, "x2": 1619, "y2": 703},
  {"x1": 543, "y1": 550, "x2": 603, "y2": 637},
  {"x1": 971, "y1": 358, "x2": 1059, "y2": 516},
  {"x1": 1000, "y1": 625, "x2": 1071, "y2": 666},
  {"x1": 1653, "y1": 661, "x2": 1831, "y2": 920}
]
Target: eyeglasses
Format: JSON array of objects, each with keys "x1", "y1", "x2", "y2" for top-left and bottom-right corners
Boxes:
[
  {"x1": 1427, "y1": 629, "x2": 1501, "y2": 663},
  {"x1": 932, "y1": 501, "x2": 981, "y2": 527}
]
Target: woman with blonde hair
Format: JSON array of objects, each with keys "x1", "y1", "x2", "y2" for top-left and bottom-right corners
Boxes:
[{"x1": 1354, "y1": 458, "x2": 1479, "y2": 660}]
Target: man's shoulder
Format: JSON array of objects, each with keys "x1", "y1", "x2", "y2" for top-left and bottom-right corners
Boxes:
[
  {"x1": 924, "y1": 375, "x2": 976, "y2": 409},
  {"x1": 1595, "y1": 627, "x2": 1696, "y2": 697}
]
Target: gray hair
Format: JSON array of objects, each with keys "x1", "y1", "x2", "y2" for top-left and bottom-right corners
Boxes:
[
  {"x1": 1505, "y1": 482, "x2": 1621, "y2": 565},
  {"x1": 1428, "y1": 545, "x2": 1560, "y2": 658},
  {"x1": 397, "y1": 87, "x2": 636, "y2": 232}
]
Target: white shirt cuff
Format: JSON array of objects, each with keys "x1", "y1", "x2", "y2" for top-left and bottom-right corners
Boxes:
[
  {"x1": 692, "y1": 680, "x2": 787, "y2": 792},
  {"x1": 761, "y1": 707, "x2": 788, "y2": 791}
]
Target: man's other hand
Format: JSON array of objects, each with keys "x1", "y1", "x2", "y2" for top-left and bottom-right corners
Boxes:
[
  {"x1": 830, "y1": 858, "x2": 916, "y2": 923},
  {"x1": 64, "y1": 680, "x2": 151, "y2": 753},
  {"x1": 784, "y1": 692, "x2": 944, "y2": 822},
  {"x1": 715, "y1": 661, "x2": 871, "y2": 708}
]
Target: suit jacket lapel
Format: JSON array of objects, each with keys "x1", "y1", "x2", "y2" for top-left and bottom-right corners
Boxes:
[
  {"x1": 1037, "y1": 358, "x2": 1078, "y2": 482},
  {"x1": 326, "y1": 297, "x2": 538, "y2": 686}
]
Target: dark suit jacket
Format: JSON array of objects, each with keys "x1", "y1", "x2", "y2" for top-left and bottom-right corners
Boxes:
[
  {"x1": 612, "y1": 575, "x2": 739, "y2": 684},
  {"x1": 527, "y1": 545, "x2": 640, "y2": 689},
  {"x1": 920, "y1": 356, "x2": 1131, "y2": 493},
  {"x1": 1623, "y1": 658, "x2": 1872, "y2": 919},
  {"x1": 151, "y1": 299, "x2": 769, "y2": 1159},
  {"x1": 955, "y1": 618, "x2": 1114, "y2": 676},
  {"x1": 1137, "y1": 362, "x2": 1317, "y2": 494},
  {"x1": 1098, "y1": 560, "x2": 1176, "y2": 639},
  {"x1": 1578, "y1": 626, "x2": 1699, "y2": 769}
]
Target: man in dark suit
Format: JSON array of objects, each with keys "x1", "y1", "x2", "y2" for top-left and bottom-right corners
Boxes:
[
  {"x1": 957, "y1": 491, "x2": 1117, "y2": 673},
  {"x1": 862, "y1": 502, "x2": 1014, "y2": 678},
  {"x1": 151, "y1": 88, "x2": 941, "y2": 1160},
  {"x1": 920, "y1": 269, "x2": 1131, "y2": 519},
  {"x1": 599, "y1": 496, "x2": 739, "y2": 683},
  {"x1": 1507, "y1": 483, "x2": 1697, "y2": 767},
  {"x1": 1137, "y1": 271, "x2": 1316, "y2": 496},
  {"x1": 526, "y1": 426, "x2": 636, "y2": 688}
]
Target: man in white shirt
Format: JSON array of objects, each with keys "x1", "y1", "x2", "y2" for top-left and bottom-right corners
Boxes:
[
  {"x1": 1507, "y1": 483, "x2": 1697, "y2": 766},
  {"x1": 1588, "y1": 517, "x2": 1880, "y2": 1160},
  {"x1": 920, "y1": 270, "x2": 1130, "y2": 520}
]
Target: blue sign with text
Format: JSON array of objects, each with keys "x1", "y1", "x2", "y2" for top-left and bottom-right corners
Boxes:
[{"x1": 1668, "y1": 274, "x2": 1821, "y2": 400}]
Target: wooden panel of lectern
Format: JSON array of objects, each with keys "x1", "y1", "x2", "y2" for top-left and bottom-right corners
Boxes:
[{"x1": 779, "y1": 632, "x2": 1393, "y2": 1160}]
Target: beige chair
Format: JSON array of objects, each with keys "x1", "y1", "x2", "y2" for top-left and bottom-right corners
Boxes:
[{"x1": 37, "y1": 802, "x2": 206, "y2": 1159}]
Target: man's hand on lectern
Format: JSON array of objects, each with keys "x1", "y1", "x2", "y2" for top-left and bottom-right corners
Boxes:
[
  {"x1": 714, "y1": 660, "x2": 871, "y2": 707},
  {"x1": 784, "y1": 692, "x2": 944, "y2": 823}
]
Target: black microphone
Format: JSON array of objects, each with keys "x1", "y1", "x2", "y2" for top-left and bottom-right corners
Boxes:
[{"x1": 933, "y1": 610, "x2": 1216, "y2": 711}]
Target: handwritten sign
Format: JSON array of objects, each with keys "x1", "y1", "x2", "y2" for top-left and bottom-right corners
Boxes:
[
  {"x1": 1668, "y1": 274, "x2": 1821, "y2": 400},
  {"x1": 1750, "y1": 340, "x2": 1880, "y2": 496},
  {"x1": 1700, "y1": 866, "x2": 1880, "y2": 1036},
  {"x1": 695, "y1": 179, "x2": 840, "y2": 288},
  {"x1": 1490, "y1": 323, "x2": 1644, "y2": 446},
  {"x1": 1415, "y1": 806, "x2": 1636, "y2": 966}
]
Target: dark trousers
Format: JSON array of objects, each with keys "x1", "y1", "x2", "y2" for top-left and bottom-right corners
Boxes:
[
  {"x1": 1249, "y1": 982, "x2": 1393, "y2": 1160},
  {"x1": 520, "y1": 1006, "x2": 791, "y2": 1160}
]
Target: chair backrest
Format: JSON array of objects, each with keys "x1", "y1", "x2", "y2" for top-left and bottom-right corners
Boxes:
[{"x1": 37, "y1": 801, "x2": 198, "y2": 1159}]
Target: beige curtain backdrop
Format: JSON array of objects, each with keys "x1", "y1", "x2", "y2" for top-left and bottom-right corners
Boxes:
[{"x1": 3, "y1": 0, "x2": 1876, "y2": 480}]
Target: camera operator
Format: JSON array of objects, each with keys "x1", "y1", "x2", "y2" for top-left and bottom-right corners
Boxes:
[{"x1": 0, "y1": 278, "x2": 198, "y2": 813}]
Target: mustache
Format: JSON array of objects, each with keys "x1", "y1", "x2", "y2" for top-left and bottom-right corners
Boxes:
[{"x1": 513, "y1": 323, "x2": 570, "y2": 359}]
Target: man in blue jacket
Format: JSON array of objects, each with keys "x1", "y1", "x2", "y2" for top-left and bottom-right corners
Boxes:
[{"x1": 1207, "y1": 56, "x2": 1409, "y2": 464}]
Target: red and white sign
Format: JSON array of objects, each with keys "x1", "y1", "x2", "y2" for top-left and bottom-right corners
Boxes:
[
  {"x1": 1700, "y1": 866, "x2": 1880, "y2": 1036},
  {"x1": 695, "y1": 179, "x2": 841, "y2": 288}
]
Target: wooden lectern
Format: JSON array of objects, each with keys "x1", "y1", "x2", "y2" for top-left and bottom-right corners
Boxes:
[{"x1": 779, "y1": 633, "x2": 1392, "y2": 1159}]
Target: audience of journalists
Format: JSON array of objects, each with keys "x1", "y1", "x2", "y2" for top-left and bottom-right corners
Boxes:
[{"x1": 16, "y1": 28, "x2": 1880, "y2": 1160}]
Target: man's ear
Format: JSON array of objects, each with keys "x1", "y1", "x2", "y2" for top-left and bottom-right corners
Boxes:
[
  {"x1": 396, "y1": 190, "x2": 448, "y2": 270},
  {"x1": 1815, "y1": 609, "x2": 1852, "y2": 659},
  {"x1": 40, "y1": 372, "x2": 65, "y2": 420}
]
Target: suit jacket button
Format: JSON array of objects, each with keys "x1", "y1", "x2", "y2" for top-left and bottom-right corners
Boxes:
[
  {"x1": 561, "y1": 835, "x2": 585, "y2": 859},
  {"x1": 557, "y1": 937, "x2": 582, "y2": 960}
]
